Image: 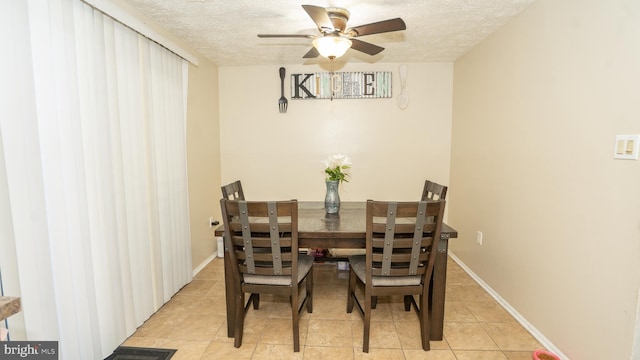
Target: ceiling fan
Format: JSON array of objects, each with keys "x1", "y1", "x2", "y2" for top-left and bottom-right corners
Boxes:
[{"x1": 257, "y1": 5, "x2": 406, "y2": 60}]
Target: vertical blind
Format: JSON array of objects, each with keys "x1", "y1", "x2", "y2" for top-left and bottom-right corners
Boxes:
[{"x1": 0, "y1": 0, "x2": 192, "y2": 358}]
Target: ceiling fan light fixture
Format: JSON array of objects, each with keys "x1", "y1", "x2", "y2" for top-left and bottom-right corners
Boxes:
[{"x1": 312, "y1": 35, "x2": 352, "y2": 59}]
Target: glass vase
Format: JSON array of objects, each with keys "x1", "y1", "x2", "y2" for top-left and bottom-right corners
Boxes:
[{"x1": 324, "y1": 180, "x2": 340, "y2": 214}]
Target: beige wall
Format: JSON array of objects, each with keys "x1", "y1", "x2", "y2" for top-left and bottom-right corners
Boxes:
[
  {"x1": 186, "y1": 56, "x2": 221, "y2": 270},
  {"x1": 449, "y1": 0, "x2": 640, "y2": 359},
  {"x1": 218, "y1": 63, "x2": 453, "y2": 203}
]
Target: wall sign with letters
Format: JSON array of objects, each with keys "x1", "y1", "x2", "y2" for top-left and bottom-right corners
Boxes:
[{"x1": 290, "y1": 71, "x2": 392, "y2": 100}]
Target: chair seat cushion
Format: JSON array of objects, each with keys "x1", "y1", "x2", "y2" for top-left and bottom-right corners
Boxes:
[
  {"x1": 243, "y1": 255, "x2": 314, "y2": 286},
  {"x1": 329, "y1": 248, "x2": 366, "y2": 257},
  {"x1": 348, "y1": 255, "x2": 422, "y2": 287}
]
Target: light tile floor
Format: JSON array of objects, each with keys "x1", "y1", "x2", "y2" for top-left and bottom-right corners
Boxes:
[{"x1": 123, "y1": 257, "x2": 545, "y2": 359}]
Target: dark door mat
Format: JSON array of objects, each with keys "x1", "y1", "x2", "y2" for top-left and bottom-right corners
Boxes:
[{"x1": 104, "y1": 346, "x2": 176, "y2": 360}]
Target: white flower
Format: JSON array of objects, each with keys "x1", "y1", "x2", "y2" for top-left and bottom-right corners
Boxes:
[{"x1": 322, "y1": 153, "x2": 352, "y2": 183}]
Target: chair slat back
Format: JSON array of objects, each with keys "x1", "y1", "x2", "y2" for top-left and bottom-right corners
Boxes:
[
  {"x1": 366, "y1": 200, "x2": 445, "y2": 278},
  {"x1": 221, "y1": 180, "x2": 245, "y2": 200},
  {"x1": 221, "y1": 199, "x2": 298, "y2": 280},
  {"x1": 421, "y1": 180, "x2": 448, "y2": 201}
]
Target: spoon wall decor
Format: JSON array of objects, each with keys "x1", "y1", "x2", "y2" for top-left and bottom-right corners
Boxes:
[{"x1": 397, "y1": 64, "x2": 409, "y2": 110}]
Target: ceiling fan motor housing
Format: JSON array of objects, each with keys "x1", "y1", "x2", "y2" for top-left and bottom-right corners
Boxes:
[{"x1": 325, "y1": 8, "x2": 350, "y2": 33}]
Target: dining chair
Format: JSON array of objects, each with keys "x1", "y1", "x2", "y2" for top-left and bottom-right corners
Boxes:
[
  {"x1": 421, "y1": 179, "x2": 448, "y2": 201},
  {"x1": 347, "y1": 199, "x2": 445, "y2": 352},
  {"x1": 220, "y1": 199, "x2": 313, "y2": 352},
  {"x1": 221, "y1": 180, "x2": 269, "y2": 309},
  {"x1": 367, "y1": 180, "x2": 448, "y2": 310},
  {"x1": 221, "y1": 180, "x2": 245, "y2": 200}
]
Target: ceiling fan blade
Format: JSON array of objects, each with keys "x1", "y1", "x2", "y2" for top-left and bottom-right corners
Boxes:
[
  {"x1": 347, "y1": 18, "x2": 406, "y2": 37},
  {"x1": 350, "y1": 38, "x2": 384, "y2": 56},
  {"x1": 302, "y1": 5, "x2": 334, "y2": 32},
  {"x1": 258, "y1": 34, "x2": 315, "y2": 39},
  {"x1": 302, "y1": 47, "x2": 319, "y2": 58}
]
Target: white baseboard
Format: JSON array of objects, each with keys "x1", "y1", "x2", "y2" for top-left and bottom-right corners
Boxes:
[
  {"x1": 192, "y1": 253, "x2": 217, "y2": 277},
  {"x1": 448, "y1": 251, "x2": 569, "y2": 360}
]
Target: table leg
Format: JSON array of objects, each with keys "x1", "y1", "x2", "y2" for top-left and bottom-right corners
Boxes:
[
  {"x1": 430, "y1": 237, "x2": 449, "y2": 340},
  {"x1": 223, "y1": 236, "x2": 235, "y2": 338}
]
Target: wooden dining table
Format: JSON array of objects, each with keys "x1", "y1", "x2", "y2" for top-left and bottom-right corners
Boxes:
[{"x1": 214, "y1": 201, "x2": 458, "y2": 341}]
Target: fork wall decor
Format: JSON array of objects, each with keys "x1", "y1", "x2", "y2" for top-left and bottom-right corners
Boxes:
[
  {"x1": 278, "y1": 67, "x2": 288, "y2": 113},
  {"x1": 290, "y1": 71, "x2": 392, "y2": 100}
]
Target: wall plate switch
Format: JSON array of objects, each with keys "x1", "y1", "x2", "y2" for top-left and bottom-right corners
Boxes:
[
  {"x1": 614, "y1": 134, "x2": 640, "y2": 160},
  {"x1": 477, "y1": 231, "x2": 483, "y2": 245}
]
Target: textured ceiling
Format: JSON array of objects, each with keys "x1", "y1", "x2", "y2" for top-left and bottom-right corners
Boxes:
[{"x1": 121, "y1": 0, "x2": 536, "y2": 66}]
